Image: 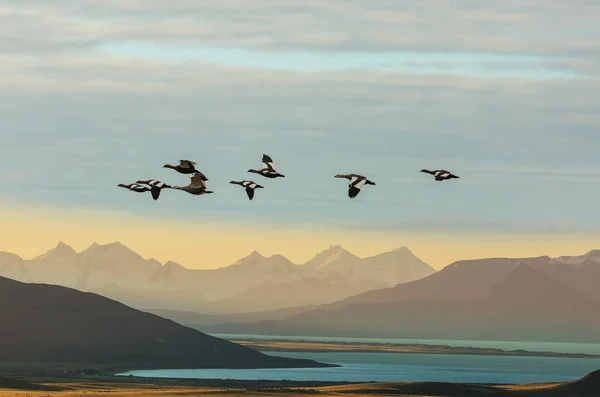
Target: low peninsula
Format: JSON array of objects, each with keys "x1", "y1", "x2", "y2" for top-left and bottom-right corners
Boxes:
[{"x1": 230, "y1": 338, "x2": 600, "y2": 359}]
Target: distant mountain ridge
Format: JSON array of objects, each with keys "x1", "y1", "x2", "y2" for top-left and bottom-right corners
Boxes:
[
  {"x1": 0, "y1": 242, "x2": 436, "y2": 314},
  {"x1": 193, "y1": 251, "x2": 600, "y2": 343}
]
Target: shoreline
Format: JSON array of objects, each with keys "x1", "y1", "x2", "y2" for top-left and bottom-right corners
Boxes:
[{"x1": 229, "y1": 338, "x2": 600, "y2": 359}]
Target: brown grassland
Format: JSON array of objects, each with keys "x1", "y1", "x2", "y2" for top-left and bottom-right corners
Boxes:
[{"x1": 0, "y1": 374, "x2": 598, "y2": 397}]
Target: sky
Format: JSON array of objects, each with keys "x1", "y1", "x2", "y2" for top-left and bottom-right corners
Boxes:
[{"x1": 1, "y1": 1, "x2": 600, "y2": 269}]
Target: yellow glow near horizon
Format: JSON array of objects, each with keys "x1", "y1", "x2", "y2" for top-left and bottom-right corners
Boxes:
[{"x1": 1, "y1": 206, "x2": 599, "y2": 270}]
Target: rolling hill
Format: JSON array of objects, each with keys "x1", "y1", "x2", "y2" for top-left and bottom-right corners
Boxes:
[{"x1": 0, "y1": 276, "x2": 331, "y2": 370}]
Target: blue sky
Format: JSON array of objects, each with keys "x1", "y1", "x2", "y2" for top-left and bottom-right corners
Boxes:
[
  {"x1": 1, "y1": 0, "x2": 600, "y2": 236},
  {"x1": 97, "y1": 43, "x2": 579, "y2": 79}
]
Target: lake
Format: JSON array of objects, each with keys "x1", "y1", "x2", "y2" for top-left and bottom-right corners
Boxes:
[{"x1": 120, "y1": 350, "x2": 600, "y2": 384}]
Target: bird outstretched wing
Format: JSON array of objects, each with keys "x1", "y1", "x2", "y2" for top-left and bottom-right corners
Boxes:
[
  {"x1": 245, "y1": 187, "x2": 255, "y2": 200},
  {"x1": 179, "y1": 159, "x2": 197, "y2": 169},
  {"x1": 189, "y1": 173, "x2": 207, "y2": 188},
  {"x1": 262, "y1": 154, "x2": 275, "y2": 171},
  {"x1": 348, "y1": 186, "x2": 361, "y2": 199},
  {"x1": 150, "y1": 186, "x2": 161, "y2": 200}
]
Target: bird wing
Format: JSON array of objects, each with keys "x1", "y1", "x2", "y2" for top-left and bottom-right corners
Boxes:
[
  {"x1": 179, "y1": 159, "x2": 197, "y2": 169},
  {"x1": 199, "y1": 171, "x2": 209, "y2": 181},
  {"x1": 131, "y1": 184, "x2": 150, "y2": 192},
  {"x1": 245, "y1": 187, "x2": 255, "y2": 200},
  {"x1": 349, "y1": 175, "x2": 366, "y2": 186},
  {"x1": 354, "y1": 179, "x2": 367, "y2": 189},
  {"x1": 189, "y1": 173, "x2": 207, "y2": 188},
  {"x1": 348, "y1": 186, "x2": 361, "y2": 199},
  {"x1": 150, "y1": 186, "x2": 161, "y2": 200},
  {"x1": 262, "y1": 154, "x2": 276, "y2": 171},
  {"x1": 137, "y1": 179, "x2": 165, "y2": 188}
]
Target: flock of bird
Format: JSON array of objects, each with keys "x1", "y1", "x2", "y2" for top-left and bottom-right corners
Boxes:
[{"x1": 117, "y1": 154, "x2": 460, "y2": 201}]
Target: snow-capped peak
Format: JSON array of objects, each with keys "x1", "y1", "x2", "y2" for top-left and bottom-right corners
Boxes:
[
  {"x1": 33, "y1": 241, "x2": 77, "y2": 261},
  {"x1": 303, "y1": 245, "x2": 359, "y2": 271}
]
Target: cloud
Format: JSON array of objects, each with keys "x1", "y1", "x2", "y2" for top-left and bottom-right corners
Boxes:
[
  {"x1": 1, "y1": 1, "x2": 599, "y2": 236},
  {"x1": 0, "y1": 1, "x2": 599, "y2": 56}
]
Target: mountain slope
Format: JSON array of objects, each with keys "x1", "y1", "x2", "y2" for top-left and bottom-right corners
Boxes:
[
  {"x1": 532, "y1": 249, "x2": 600, "y2": 300},
  {"x1": 0, "y1": 277, "x2": 331, "y2": 369},
  {"x1": 327, "y1": 256, "x2": 551, "y2": 309},
  {"x1": 0, "y1": 252, "x2": 29, "y2": 282},
  {"x1": 147, "y1": 305, "x2": 321, "y2": 328},
  {"x1": 281, "y1": 263, "x2": 600, "y2": 342}
]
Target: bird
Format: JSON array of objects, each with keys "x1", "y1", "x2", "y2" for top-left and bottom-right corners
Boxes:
[
  {"x1": 135, "y1": 179, "x2": 172, "y2": 200},
  {"x1": 248, "y1": 154, "x2": 285, "y2": 178},
  {"x1": 117, "y1": 182, "x2": 168, "y2": 201},
  {"x1": 334, "y1": 174, "x2": 376, "y2": 199},
  {"x1": 168, "y1": 172, "x2": 214, "y2": 195},
  {"x1": 163, "y1": 159, "x2": 208, "y2": 180},
  {"x1": 230, "y1": 180, "x2": 264, "y2": 200},
  {"x1": 420, "y1": 169, "x2": 460, "y2": 181}
]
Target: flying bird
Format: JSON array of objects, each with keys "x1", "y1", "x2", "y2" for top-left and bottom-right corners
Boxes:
[
  {"x1": 117, "y1": 181, "x2": 170, "y2": 200},
  {"x1": 248, "y1": 154, "x2": 285, "y2": 178},
  {"x1": 334, "y1": 174, "x2": 376, "y2": 199},
  {"x1": 163, "y1": 159, "x2": 208, "y2": 180},
  {"x1": 168, "y1": 172, "x2": 214, "y2": 195},
  {"x1": 134, "y1": 179, "x2": 172, "y2": 200},
  {"x1": 230, "y1": 180, "x2": 264, "y2": 200},
  {"x1": 420, "y1": 169, "x2": 460, "y2": 181}
]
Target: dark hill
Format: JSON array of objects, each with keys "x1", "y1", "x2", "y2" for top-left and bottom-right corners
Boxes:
[
  {"x1": 331, "y1": 256, "x2": 550, "y2": 309},
  {"x1": 0, "y1": 277, "x2": 332, "y2": 370},
  {"x1": 556, "y1": 368, "x2": 600, "y2": 395},
  {"x1": 282, "y1": 264, "x2": 600, "y2": 342},
  {"x1": 0, "y1": 376, "x2": 62, "y2": 391}
]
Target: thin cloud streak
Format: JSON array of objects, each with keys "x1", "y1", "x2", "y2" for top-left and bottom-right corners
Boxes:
[
  {"x1": 1, "y1": 1, "x2": 599, "y2": 56},
  {"x1": 97, "y1": 43, "x2": 581, "y2": 79}
]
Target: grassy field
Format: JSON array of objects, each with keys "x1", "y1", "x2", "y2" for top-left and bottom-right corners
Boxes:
[{"x1": 0, "y1": 375, "x2": 597, "y2": 397}]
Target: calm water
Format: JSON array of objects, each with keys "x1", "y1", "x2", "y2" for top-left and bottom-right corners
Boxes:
[
  {"x1": 211, "y1": 333, "x2": 600, "y2": 355},
  {"x1": 120, "y1": 351, "x2": 600, "y2": 384}
]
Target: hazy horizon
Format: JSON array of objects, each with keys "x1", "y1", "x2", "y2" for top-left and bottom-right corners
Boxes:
[
  {"x1": 3, "y1": 205, "x2": 600, "y2": 270},
  {"x1": 3, "y1": 219, "x2": 600, "y2": 270}
]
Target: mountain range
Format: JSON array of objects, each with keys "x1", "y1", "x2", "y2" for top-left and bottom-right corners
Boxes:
[
  {"x1": 161, "y1": 250, "x2": 600, "y2": 343},
  {"x1": 0, "y1": 276, "x2": 329, "y2": 370},
  {"x1": 0, "y1": 242, "x2": 436, "y2": 314}
]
